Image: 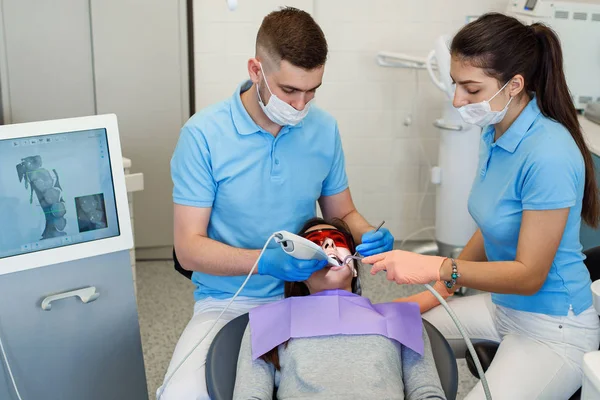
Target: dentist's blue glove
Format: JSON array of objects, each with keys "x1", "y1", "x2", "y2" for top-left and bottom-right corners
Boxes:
[
  {"x1": 355, "y1": 227, "x2": 394, "y2": 257},
  {"x1": 258, "y1": 246, "x2": 328, "y2": 281}
]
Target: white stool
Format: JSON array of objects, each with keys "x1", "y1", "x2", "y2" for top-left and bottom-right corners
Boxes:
[{"x1": 581, "y1": 280, "x2": 600, "y2": 399}]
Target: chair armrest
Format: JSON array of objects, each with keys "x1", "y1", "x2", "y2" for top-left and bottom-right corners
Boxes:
[{"x1": 465, "y1": 340, "x2": 500, "y2": 378}]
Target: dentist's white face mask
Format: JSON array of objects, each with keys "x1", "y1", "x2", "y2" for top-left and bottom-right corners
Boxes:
[
  {"x1": 457, "y1": 80, "x2": 513, "y2": 127},
  {"x1": 257, "y1": 62, "x2": 312, "y2": 126}
]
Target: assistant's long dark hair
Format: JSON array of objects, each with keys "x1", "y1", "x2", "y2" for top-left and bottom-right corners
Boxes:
[
  {"x1": 452, "y1": 13, "x2": 599, "y2": 227},
  {"x1": 260, "y1": 217, "x2": 359, "y2": 370}
]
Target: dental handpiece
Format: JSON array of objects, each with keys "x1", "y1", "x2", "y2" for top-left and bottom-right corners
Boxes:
[{"x1": 274, "y1": 231, "x2": 341, "y2": 266}]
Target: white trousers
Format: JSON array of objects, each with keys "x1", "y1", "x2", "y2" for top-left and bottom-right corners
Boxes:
[
  {"x1": 157, "y1": 295, "x2": 282, "y2": 400},
  {"x1": 423, "y1": 293, "x2": 600, "y2": 400}
]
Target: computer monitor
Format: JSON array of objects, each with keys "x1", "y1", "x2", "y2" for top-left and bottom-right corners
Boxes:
[{"x1": 0, "y1": 114, "x2": 133, "y2": 275}]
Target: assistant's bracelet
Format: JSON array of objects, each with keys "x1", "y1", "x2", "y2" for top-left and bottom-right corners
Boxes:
[{"x1": 445, "y1": 258, "x2": 461, "y2": 289}]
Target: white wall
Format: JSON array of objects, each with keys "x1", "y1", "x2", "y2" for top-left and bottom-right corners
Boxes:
[{"x1": 193, "y1": 0, "x2": 507, "y2": 240}]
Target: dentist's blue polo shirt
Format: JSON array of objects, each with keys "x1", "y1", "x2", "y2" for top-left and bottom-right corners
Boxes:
[
  {"x1": 468, "y1": 97, "x2": 591, "y2": 316},
  {"x1": 171, "y1": 80, "x2": 348, "y2": 301}
]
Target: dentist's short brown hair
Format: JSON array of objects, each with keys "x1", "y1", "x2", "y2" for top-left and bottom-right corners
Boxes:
[{"x1": 256, "y1": 7, "x2": 328, "y2": 70}]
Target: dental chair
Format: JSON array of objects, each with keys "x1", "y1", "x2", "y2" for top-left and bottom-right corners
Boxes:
[
  {"x1": 464, "y1": 246, "x2": 600, "y2": 400},
  {"x1": 205, "y1": 313, "x2": 459, "y2": 400}
]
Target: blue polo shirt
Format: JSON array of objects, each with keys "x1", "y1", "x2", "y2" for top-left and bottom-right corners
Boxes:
[
  {"x1": 468, "y1": 97, "x2": 592, "y2": 316},
  {"x1": 171, "y1": 80, "x2": 348, "y2": 300}
]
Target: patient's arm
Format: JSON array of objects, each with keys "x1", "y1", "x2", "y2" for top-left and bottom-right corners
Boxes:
[
  {"x1": 232, "y1": 326, "x2": 276, "y2": 400},
  {"x1": 393, "y1": 281, "x2": 453, "y2": 314},
  {"x1": 402, "y1": 328, "x2": 447, "y2": 400}
]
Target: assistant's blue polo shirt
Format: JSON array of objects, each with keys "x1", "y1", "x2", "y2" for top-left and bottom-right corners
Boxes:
[{"x1": 468, "y1": 97, "x2": 591, "y2": 316}]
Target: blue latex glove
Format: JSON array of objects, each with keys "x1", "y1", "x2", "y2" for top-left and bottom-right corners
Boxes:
[
  {"x1": 355, "y1": 227, "x2": 394, "y2": 257},
  {"x1": 257, "y1": 246, "x2": 328, "y2": 281}
]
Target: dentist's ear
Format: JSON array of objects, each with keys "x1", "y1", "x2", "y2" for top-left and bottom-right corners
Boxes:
[{"x1": 247, "y1": 58, "x2": 262, "y2": 84}]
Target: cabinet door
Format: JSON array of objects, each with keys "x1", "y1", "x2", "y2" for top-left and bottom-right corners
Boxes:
[
  {"x1": 0, "y1": 0, "x2": 96, "y2": 123},
  {"x1": 90, "y1": 0, "x2": 189, "y2": 251},
  {"x1": 0, "y1": 251, "x2": 148, "y2": 400}
]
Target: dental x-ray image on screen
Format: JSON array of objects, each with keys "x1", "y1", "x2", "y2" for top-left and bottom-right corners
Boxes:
[
  {"x1": 76, "y1": 193, "x2": 108, "y2": 232},
  {"x1": 0, "y1": 128, "x2": 120, "y2": 259},
  {"x1": 16, "y1": 155, "x2": 68, "y2": 239}
]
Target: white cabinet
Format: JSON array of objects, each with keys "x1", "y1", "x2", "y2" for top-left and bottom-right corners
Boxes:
[
  {"x1": 0, "y1": 252, "x2": 148, "y2": 400},
  {"x1": 0, "y1": 0, "x2": 96, "y2": 122},
  {"x1": 0, "y1": 0, "x2": 189, "y2": 253}
]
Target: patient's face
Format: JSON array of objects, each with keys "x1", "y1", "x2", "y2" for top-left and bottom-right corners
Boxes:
[{"x1": 302, "y1": 224, "x2": 354, "y2": 293}]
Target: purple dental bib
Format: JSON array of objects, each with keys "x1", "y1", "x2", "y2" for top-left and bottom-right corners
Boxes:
[{"x1": 249, "y1": 289, "x2": 424, "y2": 360}]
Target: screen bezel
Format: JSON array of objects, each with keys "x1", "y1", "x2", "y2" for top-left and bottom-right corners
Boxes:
[{"x1": 0, "y1": 114, "x2": 133, "y2": 275}]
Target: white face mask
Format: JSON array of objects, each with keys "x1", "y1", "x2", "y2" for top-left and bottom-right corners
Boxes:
[
  {"x1": 257, "y1": 62, "x2": 312, "y2": 126},
  {"x1": 457, "y1": 80, "x2": 513, "y2": 127}
]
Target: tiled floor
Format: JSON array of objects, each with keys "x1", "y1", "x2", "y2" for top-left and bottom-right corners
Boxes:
[{"x1": 136, "y1": 259, "x2": 480, "y2": 399}]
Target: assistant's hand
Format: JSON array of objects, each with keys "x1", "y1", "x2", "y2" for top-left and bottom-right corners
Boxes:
[
  {"x1": 355, "y1": 227, "x2": 394, "y2": 256},
  {"x1": 431, "y1": 280, "x2": 455, "y2": 299},
  {"x1": 258, "y1": 246, "x2": 328, "y2": 282},
  {"x1": 362, "y1": 250, "x2": 446, "y2": 285}
]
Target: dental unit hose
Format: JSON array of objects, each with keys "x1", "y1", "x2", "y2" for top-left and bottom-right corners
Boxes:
[
  {"x1": 0, "y1": 316, "x2": 24, "y2": 400},
  {"x1": 424, "y1": 283, "x2": 492, "y2": 400},
  {"x1": 156, "y1": 233, "x2": 277, "y2": 399}
]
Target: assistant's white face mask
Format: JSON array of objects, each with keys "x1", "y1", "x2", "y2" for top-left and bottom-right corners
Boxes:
[
  {"x1": 457, "y1": 80, "x2": 513, "y2": 128},
  {"x1": 257, "y1": 62, "x2": 312, "y2": 126}
]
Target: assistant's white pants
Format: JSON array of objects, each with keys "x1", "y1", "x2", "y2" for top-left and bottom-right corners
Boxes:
[
  {"x1": 423, "y1": 293, "x2": 600, "y2": 400},
  {"x1": 157, "y1": 295, "x2": 282, "y2": 400}
]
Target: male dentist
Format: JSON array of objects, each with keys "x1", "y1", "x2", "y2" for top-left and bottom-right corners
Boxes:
[{"x1": 160, "y1": 7, "x2": 394, "y2": 399}]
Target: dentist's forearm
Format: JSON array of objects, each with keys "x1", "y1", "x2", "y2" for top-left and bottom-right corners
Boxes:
[
  {"x1": 340, "y1": 210, "x2": 375, "y2": 244},
  {"x1": 175, "y1": 234, "x2": 261, "y2": 276}
]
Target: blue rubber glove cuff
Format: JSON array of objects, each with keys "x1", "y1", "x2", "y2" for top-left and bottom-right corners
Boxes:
[
  {"x1": 258, "y1": 246, "x2": 328, "y2": 282},
  {"x1": 356, "y1": 227, "x2": 394, "y2": 257}
]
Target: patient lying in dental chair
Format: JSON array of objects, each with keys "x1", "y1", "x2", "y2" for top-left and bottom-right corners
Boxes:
[{"x1": 232, "y1": 218, "x2": 447, "y2": 400}]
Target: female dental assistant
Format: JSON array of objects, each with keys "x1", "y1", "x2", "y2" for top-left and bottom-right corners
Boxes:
[{"x1": 363, "y1": 13, "x2": 600, "y2": 399}]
